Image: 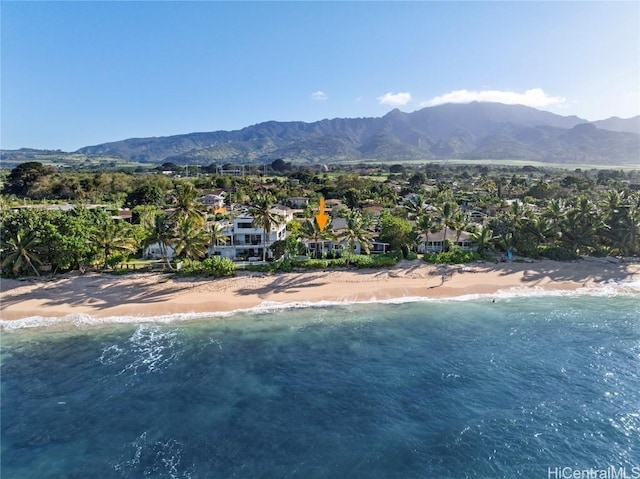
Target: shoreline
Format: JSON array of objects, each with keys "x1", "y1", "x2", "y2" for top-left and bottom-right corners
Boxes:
[{"x1": 1, "y1": 259, "x2": 639, "y2": 329}]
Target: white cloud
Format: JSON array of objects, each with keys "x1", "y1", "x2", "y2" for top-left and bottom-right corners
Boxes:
[
  {"x1": 422, "y1": 88, "x2": 566, "y2": 109},
  {"x1": 311, "y1": 90, "x2": 328, "y2": 101},
  {"x1": 377, "y1": 92, "x2": 412, "y2": 107}
]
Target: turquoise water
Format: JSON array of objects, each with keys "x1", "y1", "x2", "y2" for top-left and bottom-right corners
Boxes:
[{"x1": 2, "y1": 295, "x2": 639, "y2": 478}]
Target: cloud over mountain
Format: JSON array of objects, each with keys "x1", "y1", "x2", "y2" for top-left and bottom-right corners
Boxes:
[
  {"x1": 378, "y1": 92, "x2": 412, "y2": 106},
  {"x1": 424, "y1": 88, "x2": 566, "y2": 109}
]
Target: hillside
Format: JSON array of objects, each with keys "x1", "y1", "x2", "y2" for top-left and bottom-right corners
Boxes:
[{"x1": 4, "y1": 103, "x2": 639, "y2": 166}]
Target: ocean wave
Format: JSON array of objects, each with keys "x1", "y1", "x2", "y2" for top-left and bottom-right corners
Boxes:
[{"x1": 2, "y1": 281, "x2": 638, "y2": 331}]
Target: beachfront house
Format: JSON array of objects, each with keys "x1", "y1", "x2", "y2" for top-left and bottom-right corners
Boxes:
[
  {"x1": 302, "y1": 217, "x2": 389, "y2": 258},
  {"x1": 208, "y1": 205, "x2": 293, "y2": 261},
  {"x1": 144, "y1": 244, "x2": 177, "y2": 261},
  {"x1": 417, "y1": 230, "x2": 473, "y2": 254},
  {"x1": 144, "y1": 206, "x2": 293, "y2": 263}
]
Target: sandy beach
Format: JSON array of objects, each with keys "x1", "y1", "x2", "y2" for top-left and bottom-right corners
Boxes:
[{"x1": 1, "y1": 258, "x2": 639, "y2": 324}]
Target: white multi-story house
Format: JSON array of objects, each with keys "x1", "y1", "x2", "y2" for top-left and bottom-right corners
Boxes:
[
  {"x1": 144, "y1": 205, "x2": 293, "y2": 262},
  {"x1": 209, "y1": 206, "x2": 293, "y2": 261}
]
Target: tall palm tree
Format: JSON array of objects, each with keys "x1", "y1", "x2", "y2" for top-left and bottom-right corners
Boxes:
[
  {"x1": 170, "y1": 182, "x2": 205, "y2": 225},
  {"x1": 559, "y1": 214, "x2": 597, "y2": 256},
  {"x1": 608, "y1": 203, "x2": 640, "y2": 256},
  {"x1": 507, "y1": 200, "x2": 531, "y2": 230},
  {"x1": 173, "y1": 216, "x2": 210, "y2": 261},
  {"x1": 90, "y1": 214, "x2": 138, "y2": 269},
  {"x1": 300, "y1": 217, "x2": 336, "y2": 259},
  {"x1": 504, "y1": 200, "x2": 532, "y2": 253},
  {"x1": 416, "y1": 214, "x2": 439, "y2": 252},
  {"x1": 405, "y1": 194, "x2": 427, "y2": 219},
  {"x1": 208, "y1": 221, "x2": 229, "y2": 248},
  {"x1": 0, "y1": 229, "x2": 43, "y2": 277},
  {"x1": 436, "y1": 202, "x2": 457, "y2": 252},
  {"x1": 452, "y1": 210, "x2": 472, "y2": 244},
  {"x1": 599, "y1": 190, "x2": 633, "y2": 253},
  {"x1": 600, "y1": 190, "x2": 625, "y2": 225},
  {"x1": 471, "y1": 225, "x2": 495, "y2": 255},
  {"x1": 558, "y1": 197, "x2": 602, "y2": 256},
  {"x1": 544, "y1": 198, "x2": 567, "y2": 223},
  {"x1": 145, "y1": 212, "x2": 176, "y2": 269},
  {"x1": 525, "y1": 215, "x2": 558, "y2": 247},
  {"x1": 338, "y1": 210, "x2": 372, "y2": 265},
  {"x1": 249, "y1": 194, "x2": 283, "y2": 262}
]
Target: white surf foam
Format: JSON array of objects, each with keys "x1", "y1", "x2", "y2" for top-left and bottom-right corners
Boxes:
[{"x1": 2, "y1": 281, "x2": 638, "y2": 331}]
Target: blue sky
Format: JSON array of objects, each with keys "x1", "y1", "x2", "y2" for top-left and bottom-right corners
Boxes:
[{"x1": 2, "y1": 1, "x2": 639, "y2": 151}]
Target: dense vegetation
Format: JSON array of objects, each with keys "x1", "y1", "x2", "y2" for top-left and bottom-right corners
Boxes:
[{"x1": 1, "y1": 160, "x2": 639, "y2": 278}]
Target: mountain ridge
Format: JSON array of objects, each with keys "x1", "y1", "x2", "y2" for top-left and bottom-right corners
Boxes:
[{"x1": 4, "y1": 102, "x2": 639, "y2": 166}]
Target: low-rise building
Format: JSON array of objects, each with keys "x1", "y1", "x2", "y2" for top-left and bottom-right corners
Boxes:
[{"x1": 416, "y1": 230, "x2": 474, "y2": 253}]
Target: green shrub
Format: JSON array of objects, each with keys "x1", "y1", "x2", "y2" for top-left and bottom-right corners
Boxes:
[
  {"x1": 405, "y1": 251, "x2": 419, "y2": 261},
  {"x1": 292, "y1": 258, "x2": 329, "y2": 269},
  {"x1": 423, "y1": 249, "x2": 481, "y2": 264},
  {"x1": 175, "y1": 259, "x2": 204, "y2": 276},
  {"x1": 106, "y1": 253, "x2": 125, "y2": 268},
  {"x1": 202, "y1": 257, "x2": 236, "y2": 277},
  {"x1": 537, "y1": 245, "x2": 579, "y2": 261}
]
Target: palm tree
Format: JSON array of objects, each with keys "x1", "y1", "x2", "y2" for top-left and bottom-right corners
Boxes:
[
  {"x1": 471, "y1": 225, "x2": 495, "y2": 255},
  {"x1": 91, "y1": 214, "x2": 138, "y2": 269},
  {"x1": 558, "y1": 198, "x2": 602, "y2": 256},
  {"x1": 134, "y1": 205, "x2": 160, "y2": 231},
  {"x1": 338, "y1": 210, "x2": 372, "y2": 265},
  {"x1": 416, "y1": 214, "x2": 439, "y2": 252},
  {"x1": 249, "y1": 194, "x2": 283, "y2": 262},
  {"x1": 496, "y1": 230, "x2": 515, "y2": 256},
  {"x1": 507, "y1": 200, "x2": 531, "y2": 230},
  {"x1": 452, "y1": 210, "x2": 472, "y2": 244},
  {"x1": 599, "y1": 190, "x2": 634, "y2": 254},
  {"x1": 559, "y1": 214, "x2": 597, "y2": 255},
  {"x1": 300, "y1": 217, "x2": 336, "y2": 259},
  {"x1": 436, "y1": 202, "x2": 457, "y2": 252},
  {"x1": 0, "y1": 229, "x2": 43, "y2": 277},
  {"x1": 607, "y1": 203, "x2": 640, "y2": 256},
  {"x1": 208, "y1": 221, "x2": 229, "y2": 248},
  {"x1": 600, "y1": 190, "x2": 625, "y2": 225},
  {"x1": 170, "y1": 182, "x2": 205, "y2": 224},
  {"x1": 405, "y1": 194, "x2": 426, "y2": 219},
  {"x1": 145, "y1": 212, "x2": 176, "y2": 269},
  {"x1": 173, "y1": 216, "x2": 210, "y2": 260},
  {"x1": 525, "y1": 215, "x2": 558, "y2": 247},
  {"x1": 544, "y1": 198, "x2": 567, "y2": 223}
]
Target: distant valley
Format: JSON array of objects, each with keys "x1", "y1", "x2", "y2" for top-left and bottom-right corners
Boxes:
[{"x1": 3, "y1": 102, "x2": 639, "y2": 167}]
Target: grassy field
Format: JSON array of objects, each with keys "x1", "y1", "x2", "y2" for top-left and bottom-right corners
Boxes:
[
  {"x1": 338, "y1": 158, "x2": 639, "y2": 170},
  {"x1": 2, "y1": 151, "x2": 636, "y2": 173}
]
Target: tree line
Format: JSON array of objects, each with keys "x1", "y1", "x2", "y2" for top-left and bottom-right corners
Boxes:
[{"x1": 1, "y1": 161, "x2": 639, "y2": 277}]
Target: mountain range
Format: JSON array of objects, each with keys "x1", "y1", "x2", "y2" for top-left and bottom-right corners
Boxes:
[{"x1": 5, "y1": 102, "x2": 640, "y2": 166}]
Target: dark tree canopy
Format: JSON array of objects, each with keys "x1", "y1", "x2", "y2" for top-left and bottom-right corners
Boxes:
[
  {"x1": 124, "y1": 184, "x2": 165, "y2": 208},
  {"x1": 3, "y1": 162, "x2": 56, "y2": 197},
  {"x1": 271, "y1": 159, "x2": 291, "y2": 172}
]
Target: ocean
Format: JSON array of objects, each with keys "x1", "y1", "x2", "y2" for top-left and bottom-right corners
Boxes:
[{"x1": 1, "y1": 292, "x2": 639, "y2": 479}]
